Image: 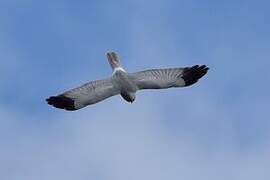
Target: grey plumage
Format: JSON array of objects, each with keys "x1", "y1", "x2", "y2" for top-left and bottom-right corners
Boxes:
[
  {"x1": 46, "y1": 52, "x2": 209, "y2": 111},
  {"x1": 129, "y1": 68, "x2": 186, "y2": 89}
]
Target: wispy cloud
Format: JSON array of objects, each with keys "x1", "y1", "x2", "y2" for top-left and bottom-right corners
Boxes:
[{"x1": 1, "y1": 98, "x2": 270, "y2": 180}]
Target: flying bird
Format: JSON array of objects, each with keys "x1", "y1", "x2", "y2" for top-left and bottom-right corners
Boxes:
[{"x1": 46, "y1": 52, "x2": 209, "y2": 111}]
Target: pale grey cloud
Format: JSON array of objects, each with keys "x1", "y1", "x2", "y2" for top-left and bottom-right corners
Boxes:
[{"x1": 1, "y1": 97, "x2": 270, "y2": 180}]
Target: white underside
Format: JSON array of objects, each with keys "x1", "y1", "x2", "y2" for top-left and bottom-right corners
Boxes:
[{"x1": 113, "y1": 67, "x2": 126, "y2": 74}]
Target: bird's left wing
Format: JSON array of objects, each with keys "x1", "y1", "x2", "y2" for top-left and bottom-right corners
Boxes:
[
  {"x1": 46, "y1": 78, "x2": 119, "y2": 111},
  {"x1": 129, "y1": 65, "x2": 208, "y2": 90}
]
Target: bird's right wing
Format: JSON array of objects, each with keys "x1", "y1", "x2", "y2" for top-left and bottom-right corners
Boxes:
[
  {"x1": 46, "y1": 78, "x2": 119, "y2": 111},
  {"x1": 129, "y1": 65, "x2": 208, "y2": 90}
]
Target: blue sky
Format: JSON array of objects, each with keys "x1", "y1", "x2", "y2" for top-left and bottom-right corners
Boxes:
[{"x1": 0, "y1": 0, "x2": 270, "y2": 179}]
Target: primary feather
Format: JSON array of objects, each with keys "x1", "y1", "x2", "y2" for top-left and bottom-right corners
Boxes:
[
  {"x1": 129, "y1": 65, "x2": 208, "y2": 89},
  {"x1": 47, "y1": 79, "x2": 119, "y2": 111}
]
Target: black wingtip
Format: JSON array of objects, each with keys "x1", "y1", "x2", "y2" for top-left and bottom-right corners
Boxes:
[
  {"x1": 46, "y1": 95, "x2": 76, "y2": 111},
  {"x1": 182, "y1": 65, "x2": 209, "y2": 86}
]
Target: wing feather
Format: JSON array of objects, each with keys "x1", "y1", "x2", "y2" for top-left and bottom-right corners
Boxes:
[
  {"x1": 129, "y1": 65, "x2": 208, "y2": 90},
  {"x1": 46, "y1": 78, "x2": 119, "y2": 110}
]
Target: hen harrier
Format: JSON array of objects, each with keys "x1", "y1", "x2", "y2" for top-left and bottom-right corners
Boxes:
[{"x1": 47, "y1": 52, "x2": 209, "y2": 111}]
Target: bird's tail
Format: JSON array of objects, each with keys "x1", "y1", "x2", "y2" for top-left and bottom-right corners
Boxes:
[{"x1": 106, "y1": 52, "x2": 123, "y2": 71}]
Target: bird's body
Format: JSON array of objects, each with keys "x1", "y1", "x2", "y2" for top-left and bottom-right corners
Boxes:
[
  {"x1": 112, "y1": 70, "x2": 137, "y2": 102},
  {"x1": 47, "y1": 52, "x2": 209, "y2": 111}
]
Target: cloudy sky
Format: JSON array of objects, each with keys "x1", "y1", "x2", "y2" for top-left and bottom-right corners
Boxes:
[{"x1": 1, "y1": 0, "x2": 270, "y2": 179}]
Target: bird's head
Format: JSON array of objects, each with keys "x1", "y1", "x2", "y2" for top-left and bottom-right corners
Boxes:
[{"x1": 120, "y1": 91, "x2": 136, "y2": 103}]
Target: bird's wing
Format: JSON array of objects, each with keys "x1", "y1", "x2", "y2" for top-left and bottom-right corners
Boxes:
[
  {"x1": 46, "y1": 78, "x2": 119, "y2": 111},
  {"x1": 129, "y1": 65, "x2": 208, "y2": 90}
]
